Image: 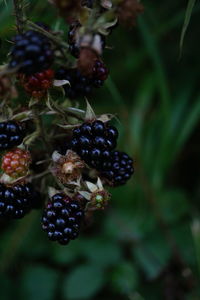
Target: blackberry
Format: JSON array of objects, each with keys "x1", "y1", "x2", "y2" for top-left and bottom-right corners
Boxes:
[
  {"x1": 0, "y1": 121, "x2": 25, "y2": 151},
  {"x1": 55, "y1": 68, "x2": 93, "y2": 99},
  {"x1": 0, "y1": 183, "x2": 38, "y2": 219},
  {"x1": 2, "y1": 148, "x2": 31, "y2": 178},
  {"x1": 92, "y1": 60, "x2": 109, "y2": 87},
  {"x1": 19, "y1": 69, "x2": 54, "y2": 98},
  {"x1": 9, "y1": 30, "x2": 54, "y2": 75},
  {"x1": 101, "y1": 151, "x2": 134, "y2": 186},
  {"x1": 42, "y1": 193, "x2": 84, "y2": 245},
  {"x1": 70, "y1": 120, "x2": 118, "y2": 170},
  {"x1": 55, "y1": 63, "x2": 108, "y2": 99}
]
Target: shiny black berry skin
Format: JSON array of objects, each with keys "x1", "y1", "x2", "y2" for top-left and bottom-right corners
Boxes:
[
  {"x1": 0, "y1": 121, "x2": 25, "y2": 151},
  {"x1": 70, "y1": 120, "x2": 118, "y2": 170},
  {"x1": 0, "y1": 183, "x2": 38, "y2": 219},
  {"x1": 42, "y1": 194, "x2": 84, "y2": 245},
  {"x1": 9, "y1": 30, "x2": 54, "y2": 75},
  {"x1": 55, "y1": 63, "x2": 108, "y2": 99},
  {"x1": 102, "y1": 151, "x2": 134, "y2": 186},
  {"x1": 55, "y1": 68, "x2": 94, "y2": 99}
]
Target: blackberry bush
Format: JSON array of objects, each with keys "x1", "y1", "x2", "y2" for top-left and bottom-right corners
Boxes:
[
  {"x1": 9, "y1": 30, "x2": 54, "y2": 75},
  {"x1": 0, "y1": 121, "x2": 25, "y2": 151},
  {"x1": 0, "y1": 0, "x2": 139, "y2": 246},
  {"x1": 42, "y1": 193, "x2": 84, "y2": 245}
]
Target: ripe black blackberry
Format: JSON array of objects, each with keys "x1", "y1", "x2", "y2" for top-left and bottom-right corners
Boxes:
[
  {"x1": 42, "y1": 193, "x2": 84, "y2": 245},
  {"x1": 70, "y1": 120, "x2": 118, "y2": 170},
  {"x1": 0, "y1": 121, "x2": 25, "y2": 151},
  {"x1": 55, "y1": 68, "x2": 94, "y2": 99},
  {"x1": 55, "y1": 63, "x2": 108, "y2": 99},
  {"x1": 0, "y1": 183, "x2": 38, "y2": 219},
  {"x1": 9, "y1": 30, "x2": 54, "y2": 75},
  {"x1": 101, "y1": 151, "x2": 134, "y2": 186}
]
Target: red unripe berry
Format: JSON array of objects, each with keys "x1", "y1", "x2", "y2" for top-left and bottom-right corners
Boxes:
[
  {"x1": 19, "y1": 69, "x2": 54, "y2": 98},
  {"x1": 1, "y1": 148, "x2": 31, "y2": 178}
]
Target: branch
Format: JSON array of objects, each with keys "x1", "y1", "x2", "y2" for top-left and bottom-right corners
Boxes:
[{"x1": 13, "y1": 0, "x2": 26, "y2": 34}]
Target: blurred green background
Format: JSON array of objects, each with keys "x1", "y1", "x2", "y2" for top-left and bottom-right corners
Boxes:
[{"x1": 0, "y1": 0, "x2": 200, "y2": 299}]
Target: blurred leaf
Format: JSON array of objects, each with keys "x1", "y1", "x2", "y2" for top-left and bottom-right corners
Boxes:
[
  {"x1": 130, "y1": 73, "x2": 156, "y2": 148},
  {"x1": 133, "y1": 233, "x2": 171, "y2": 279},
  {"x1": 104, "y1": 209, "x2": 156, "y2": 242},
  {"x1": 105, "y1": 76, "x2": 125, "y2": 106},
  {"x1": 0, "y1": 275, "x2": 12, "y2": 300},
  {"x1": 138, "y1": 18, "x2": 170, "y2": 118},
  {"x1": 111, "y1": 262, "x2": 139, "y2": 294},
  {"x1": 172, "y1": 222, "x2": 196, "y2": 265},
  {"x1": 63, "y1": 264, "x2": 105, "y2": 300},
  {"x1": 51, "y1": 240, "x2": 81, "y2": 264},
  {"x1": 173, "y1": 95, "x2": 200, "y2": 152},
  {"x1": 157, "y1": 190, "x2": 189, "y2": 224},
  {"x1": 21, "y1": 265, "x2": 59, "y2": 300},
  {"x1": 180, "y1": 0, "x2": 197, "y2": 56},
  {"x1": 80, "y1": 238, "x2": 122, "y2": 267}
]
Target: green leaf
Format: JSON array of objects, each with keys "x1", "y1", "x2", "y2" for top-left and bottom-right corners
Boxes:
[
  {"x1": 63, "y1": 264, "x2": 104, "y2": 300},
  {"x1": 21, "y1": 266, "x2": 59, "y2": 300},
  {"x1": 51, "y1": 241, "x2": 81, "y2": 264},
  {"x1": 157, "y1": 190, "x2": 189, "y2": 224},
  {"x1": 80, "y1": 238, "x2": 122, "y2": 267},
  {"x1": 0, "y1": 275, "x2": 12, "y2": 300},
  {"x1": 133, "y1": 233, "x2": 171, "y2": 280},
  {"x1": 111, "y1": 262, "x2": 139, "y2": 294},
  {"x1": 180, "y1": 0, "x2": 197, "y2": 56}
]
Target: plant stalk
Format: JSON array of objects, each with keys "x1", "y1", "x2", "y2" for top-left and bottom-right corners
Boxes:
[{"x1": 13, "y1": 0, "x2": 26, "y2": 34}]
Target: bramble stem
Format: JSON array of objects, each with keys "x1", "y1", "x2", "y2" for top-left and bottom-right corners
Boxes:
[{"x1": 13, "y1": 0, "x2": 26, "y2": 34}]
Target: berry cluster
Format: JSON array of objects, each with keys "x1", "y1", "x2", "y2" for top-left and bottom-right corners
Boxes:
[
  {"x1": 0, "y1": 0, "x2": 140, "y2": 246},
  {"x1": 55, "y1": 60, "x2": 108, "y2": 99},
  {"x1": 70, "y1": 120, "x2": 134, "y2": 186},
  {"x1": 19, "y1": 69, "x2": 54, "y2": 98},
  {"x1": 70, "y1": 120, "x2": 118, "y2": 168},
  {"x1": 0, "y1": 183, "x2": 38, "y2": 219},
  {"x1": 1, "y1": 148, "x2": 31, "y2": 178},
  {"x1": 0, "y1": 121, "x2": 25, "y2": 151},
  {"x1": 102, "y1": 151, "x2": 134, "y2": 186},
  {"x1": 42, "y1": 193, "x2": 84, "y2": 245},
  {"x1": 9, "y1": 30, "x2": 54, "y2": 75}
]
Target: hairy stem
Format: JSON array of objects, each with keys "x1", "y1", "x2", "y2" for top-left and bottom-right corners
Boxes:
[{"x1": 13, "y1": 0, "x2": 26, "y2": 34}]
